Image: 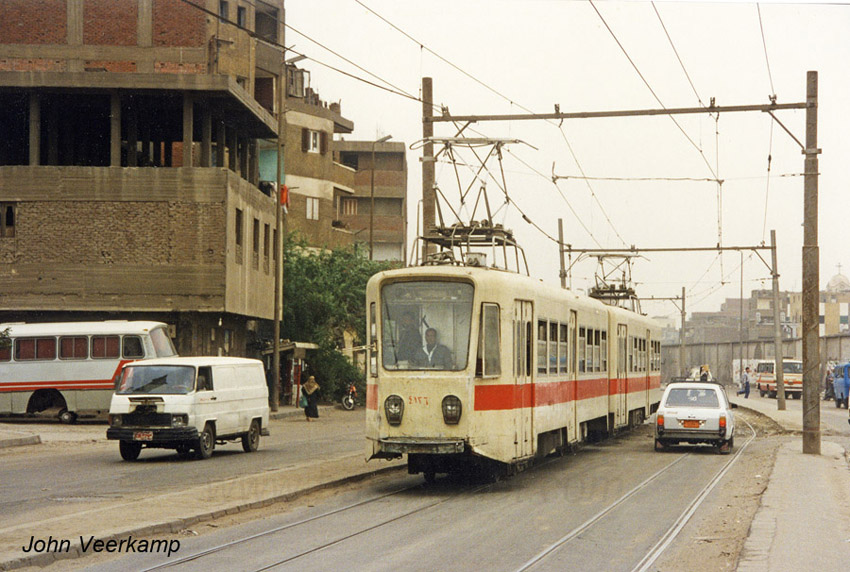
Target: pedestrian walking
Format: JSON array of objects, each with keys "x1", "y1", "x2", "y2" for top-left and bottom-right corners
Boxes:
[
  {"x1": 302, "y1": 376, "x2": 320, "y2": 421},
  {"x1": 737, "y1": 366, "x2": 751, "y2": 398}
]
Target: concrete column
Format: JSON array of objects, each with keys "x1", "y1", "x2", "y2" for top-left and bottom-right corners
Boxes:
[
  {"x1": 67, "y1": 0, "x2": 84, "y2": 71},
  {"x1": 227, "y1": 128, "x2": 237, "y2": 172},
  {"x1": 110, "y1": 93, "x2": 121, "y2": 166},
  {"x1": 164, "y1": 140, "x2": 173, "y2": 167},
  {"x1": 249, "y1": 140, "x2": 259, "y2": 185},
  {"x1": 239, "y1": 137, "x2": 249, "y2": 178},
  {"x1": 215, "y1": 118, "x2": 226, "y2": 168},
  {"x1": 182, "y1": 94, "x2": 194, "y2": 167},
  {"x1": 47, "y1": 102, "x2": 59, "y2": 166},
  {"x1": 200, "y1": 105, "x2": 212, "y2": 167},
  {"x1": 28, "y1": 93, "x2": 41, "y2": 166},
  {"x1": 127, "y1": 104, "x2": 138, "y2": 167}
]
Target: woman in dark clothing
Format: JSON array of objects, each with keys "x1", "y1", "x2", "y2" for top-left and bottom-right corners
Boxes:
[{"x1": 303, "y1": 376, "x2": 320, "y2": 421}]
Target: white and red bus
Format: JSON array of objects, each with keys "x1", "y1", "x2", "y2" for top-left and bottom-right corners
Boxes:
[{"x1": 0, "y1": 321, "x2": 176, "y2": 422}]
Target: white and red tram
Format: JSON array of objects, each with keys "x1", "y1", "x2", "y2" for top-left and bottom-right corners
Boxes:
[{"x1": 365, "y1": 265, "x2": 662, "y2": 480}]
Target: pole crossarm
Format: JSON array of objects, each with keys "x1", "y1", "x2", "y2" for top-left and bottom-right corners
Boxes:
[
  {"x1": 428, "y1": 102, "x2": 807, "y2": 123},
  {"x1": 563, "y1": 245, "x2": 771, "y2": 253}
]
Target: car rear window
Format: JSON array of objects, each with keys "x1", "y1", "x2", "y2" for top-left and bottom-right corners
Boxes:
[{"x1": 665, "y1": 388, "x2": 720, "y2": 408}]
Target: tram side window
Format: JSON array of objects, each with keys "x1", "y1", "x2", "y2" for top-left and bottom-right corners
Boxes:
[
  {"x1": 537, "y1": 320, "x2": 548, "y2": 374},
  {"x1": 578, "y1": 327, "x2": 586, "y2": 373},
  {"x1": 92, "y1": 335, "x2": 120, "y2": 359},
  {"x1": 559, "y1": 324, "x2": 568, "y2": 374},
  {"x1": 476, "y1": 303, "x2": 501, "y2": 377},
  {"x1": 600, "y1": 331, "x2": 608, "y2": 371},
  {"x1": 123, "y1": 336, "x2": 145, "y2": 359},
  {"x1": 60, "y1": 336, "x2": 88, "y2": 360},
  {"x1": 15, "y1": 337, "x2": 57, "y2": 361},
  {"x1": 549, "y1": 322, "x2": 558, "y2": 375},
  {"x1": 629, "y1": 336, "x2": 636, "y2": 372}
]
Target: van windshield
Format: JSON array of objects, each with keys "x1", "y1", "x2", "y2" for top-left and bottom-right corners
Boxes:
[
  {"x1": 150, "y1": 327, "x2": 178, "y2": 357},
  {"x1": 117, "y1": 365, "x2": 194, "y2": 394}
]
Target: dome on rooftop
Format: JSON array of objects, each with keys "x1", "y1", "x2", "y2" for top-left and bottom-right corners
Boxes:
[{"x1": 826, "y1": 273, "x2": 850, "y2": 293}]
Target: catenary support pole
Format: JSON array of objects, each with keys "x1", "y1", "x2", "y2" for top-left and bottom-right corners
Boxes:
[
  {"x1": 771, "y1": 230, "x2": 786, "y2": 410},
  {"x1": 558, "y1": 219, "x2": 566, "y2": 289},
  {"x1": 421, "y1": 77, "x2": 436, "y2": 258},
  {"x1": 802, "y1": 71, "x2": 820, "y2": 454},
  {"x1": 680, "y1": 287, "x2": 686, "y2": 378}
]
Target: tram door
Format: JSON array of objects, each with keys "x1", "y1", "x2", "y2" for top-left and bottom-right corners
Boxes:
[
  {"x1": 616, "y1": 325, "x2": 628, "y2": 426},
  {"x1": 514, "y1": 300, "x2": 534, "y2": 460}
]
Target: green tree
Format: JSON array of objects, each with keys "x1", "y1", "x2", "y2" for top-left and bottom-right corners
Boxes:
[
  {"x1": 281, "y1": 234, "x2": 395, "y2": 398},
  {"x1": 0, "y1": 327, "x2": 9, "y2": 353}
]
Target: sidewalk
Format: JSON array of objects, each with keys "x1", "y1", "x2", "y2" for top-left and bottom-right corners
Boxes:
[{"x1": 729, "y1": 393, "x2": 850, "y2": 571}]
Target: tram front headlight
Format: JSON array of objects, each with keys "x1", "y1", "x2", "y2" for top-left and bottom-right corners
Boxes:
[
  {"x1": 442, "y1": 395, "x2": 462, "y2": 425},
  {"x1": 384, "y1": 395, "x2": 404, "y2": 426}
]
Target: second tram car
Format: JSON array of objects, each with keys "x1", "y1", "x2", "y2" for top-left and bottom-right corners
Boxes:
[{"x1": 365, "y1": 265, "x2": 662, "y2": 480}]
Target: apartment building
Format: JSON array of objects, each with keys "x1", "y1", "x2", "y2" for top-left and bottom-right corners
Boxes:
[
  {"x1": 0, "y1": 0, "x2": 288, "y2": 356},
  {"x1": 334, "y1": 140, "x2": 407, "y2": 262}
]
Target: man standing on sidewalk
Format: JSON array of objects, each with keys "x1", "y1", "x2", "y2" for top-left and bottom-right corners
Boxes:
[{"x1": 737, "y1": 366, "x2": 751, "y2": 398}]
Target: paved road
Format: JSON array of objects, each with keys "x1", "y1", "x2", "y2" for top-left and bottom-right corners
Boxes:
[{"x1": 0, "y1": 408, "x2": 364, "y2": 524}]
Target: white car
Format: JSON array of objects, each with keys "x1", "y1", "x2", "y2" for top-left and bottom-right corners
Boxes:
[{"x1": 654, "y1": 382, "x2": 736, "y2": 454}]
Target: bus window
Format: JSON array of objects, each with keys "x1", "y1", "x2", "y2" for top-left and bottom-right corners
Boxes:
[
  {"x1": 150, "y1": 327, "x2": 177, "y2": 358},
  {"x1": 15, "y1": 337, "x2": 56, "y2": 361},
  {"x1": 60, "y1": 336, "x2": 88, "y2": 360},
  {"x1": 123, "y1": 336, "x2": 145, "y2": 359},
  {"x1": 0, "y1": 343, "x2": 9, "y2": 362},
  {"x1": 92, "y1": 335, "x2": 120, "y2": 359}
]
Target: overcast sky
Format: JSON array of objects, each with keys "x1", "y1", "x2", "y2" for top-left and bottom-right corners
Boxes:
[{"x1": 285, "y1": 0, "x2": 849, "y2": 321}]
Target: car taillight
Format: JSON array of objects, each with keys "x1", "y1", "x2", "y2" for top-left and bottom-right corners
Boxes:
[
  {"x1": 719, "y1": 415, "x2": 726, "y2": 428},
  {"x1": 656, "y1": 414, "x2": 664, "y2": 426}
]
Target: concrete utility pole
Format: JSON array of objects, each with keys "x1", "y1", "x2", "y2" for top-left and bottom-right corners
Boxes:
[
  {"x1": 272, "y1": 6, "x2": 287, "y2": 412},
  {"x1": 771, "y1": 230, "x2": 786, "y2": 411},
  {"x1": 802, "y1": 71, "x2": 820, "y2": 454},
  {"x1": 421, "y1": 78, "x2": 436, "y2": 259},
  {"x1": 680, "y1": 287, "x2": 686, "y2": 378}
]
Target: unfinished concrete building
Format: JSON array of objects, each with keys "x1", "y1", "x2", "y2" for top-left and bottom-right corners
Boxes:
[{"x1": 0, "y1": 0, "x2": 289, "y2": 356}]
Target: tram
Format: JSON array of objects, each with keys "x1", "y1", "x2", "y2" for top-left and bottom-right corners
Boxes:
[{"x1": 365, "y1": 227, "x2": 662, "y2": 481}]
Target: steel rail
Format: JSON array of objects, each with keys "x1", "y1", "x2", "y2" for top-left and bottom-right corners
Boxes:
[
  {"x1": 139, "y1": 483, "x2": 425, "y2": 571},
  {"x1": 515, "y1": 452, "x2": 693, "y2": 572},
  {"x1": 631, "y1": 418, "x2": 758, "y2": 572}
]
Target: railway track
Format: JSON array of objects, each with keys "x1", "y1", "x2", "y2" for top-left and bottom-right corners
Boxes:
[{"x1": 126, "y1": 422, "x2": 755, "y2": 571}]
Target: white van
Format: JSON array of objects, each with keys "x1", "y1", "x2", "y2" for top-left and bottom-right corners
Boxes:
[{"x1": 106, "y1": 357, "x2": 269, "y2": 461}]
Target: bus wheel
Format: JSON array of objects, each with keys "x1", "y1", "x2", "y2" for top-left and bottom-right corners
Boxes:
[
  {"x1": 58, "y1": 409, "x2": 77, "y2": 424},
  {"x1": 119, "y1": 441, "x2": 142, "y2": 461}
]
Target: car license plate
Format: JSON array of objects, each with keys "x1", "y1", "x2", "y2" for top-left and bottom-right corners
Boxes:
[
  {"x1": 682, "y1": 420, "x2": 700, "y2": 429},
  {"x1": 133, "y1": 431, "x2": 153, "y2": 441}
]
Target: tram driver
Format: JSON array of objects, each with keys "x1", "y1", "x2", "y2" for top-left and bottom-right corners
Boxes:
[{"x1": 414, "y1": 328, "x2": 454, "y2": 369}]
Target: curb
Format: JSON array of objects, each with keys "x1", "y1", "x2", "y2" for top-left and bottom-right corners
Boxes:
[
  {"x1": 0, "y1": 462, "x2": 405, "y2": 571},
  {"x1": 0, "y1": 435, "x2": 41, "y2": 450}
]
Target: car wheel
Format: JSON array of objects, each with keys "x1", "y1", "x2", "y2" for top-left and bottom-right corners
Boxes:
[
  {"x1": 241, "y1": 420, "x2": 260, "y2": 453},
  {"x1": 759, "y1": 389, "x2": 766, "y2": 397},
  {"x1": 58, "y1": 409, "x2": 78, "y2": 424},
  {"x1": 719, "y1": 439, "x2": 733, "y2": 455},
  {"x1": 119, "y1": 441, "x2": 142, "y2": 461},
  {"x1": 196, "y1": 424, "x2": 215, "y2": 459}
]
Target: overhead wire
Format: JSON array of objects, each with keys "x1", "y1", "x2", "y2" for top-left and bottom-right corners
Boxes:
[
  {"x1": 757, "y1": 4, "x2": 777, "y2": 97},
  {"x1": 355, "y1": 0, "x2": 623, "y2": 248}
]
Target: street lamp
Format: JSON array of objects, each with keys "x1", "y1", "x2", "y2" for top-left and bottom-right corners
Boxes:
[{"x1": 370, "y1": 134, "x2": 392, "y2": 260}]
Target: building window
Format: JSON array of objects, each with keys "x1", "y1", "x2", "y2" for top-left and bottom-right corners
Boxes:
[
  {"x1": 339, "y1": 152, "x2": 358, "y2": 170},
  {"x1": 252, "y1": 218, "x2": 260, "y2": 269},
  {"x1": 306, "y1": 197, "x2": 319, "y2": 220},
  {"x1": 235, "y1": 209, "x2": 243, "y2": 246},
  {"x1": 301, "y1": 128, "x2": 326, "y2": 154},
  {"x1": 1, "y1": 203, "x2": 16, "y2": 238},
  {"x1": 237, "y1": 6, "x2": 247, "y2": 27},
  {"x1": 219, "y1": 0, "x2": 228, "y2": 19},
  {"x1": 341, "y1": 198, "x2": 357, "y2": 216}
]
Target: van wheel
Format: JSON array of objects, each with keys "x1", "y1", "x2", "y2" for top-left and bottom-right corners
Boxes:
[
  {"x1": 58, "y1": 409, "x2": 78, "y2": 424},
  {"x1": 241, "y1": 420, "x2": 260, "y2": 453},
  {"x1": 196, "y1": 424, "x2": 215, "y2": 459},
  {"x1": 119, "y1": 441, "x2": 142, "y2": 461}
]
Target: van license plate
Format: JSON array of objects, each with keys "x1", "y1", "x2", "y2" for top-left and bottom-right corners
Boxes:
[
  {"x1": 682, "y1": 420, "x2": 700, "y2": 429},
  {"x1": 133, "y1": 431, "x2": 153, "y2": 441}
]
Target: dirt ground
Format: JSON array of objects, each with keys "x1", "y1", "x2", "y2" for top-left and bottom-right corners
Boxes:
[{"x1": 654, "y1": 407, "x2": 789, "y2": 571}]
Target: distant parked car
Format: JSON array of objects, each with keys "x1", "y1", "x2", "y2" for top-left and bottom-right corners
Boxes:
[{"x1": 654, "y1": 382, "x2": 736, "y2": 454}]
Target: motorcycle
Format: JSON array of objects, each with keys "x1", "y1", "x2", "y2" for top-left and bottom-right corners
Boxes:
[{"x1": 341, "y1": 383, "x2": 358, "y2": 410}]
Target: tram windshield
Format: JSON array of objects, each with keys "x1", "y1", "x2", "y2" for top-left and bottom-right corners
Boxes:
[{"x1": 381, "y1": 281, "x2": 473, "y2": 371}]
